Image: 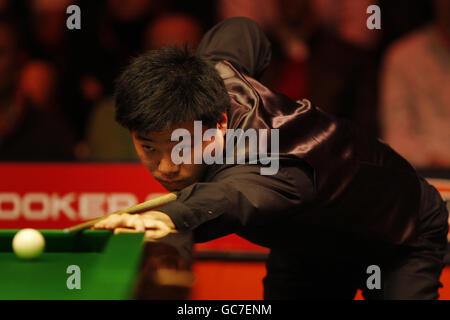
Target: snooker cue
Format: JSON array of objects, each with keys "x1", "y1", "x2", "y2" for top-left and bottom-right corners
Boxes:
[{"x1": 63, "y1": 192, "x2": 177, "y2": 233}]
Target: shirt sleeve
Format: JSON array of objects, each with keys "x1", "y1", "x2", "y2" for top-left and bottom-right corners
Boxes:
[{"x1": 158, "y1": 163, "x2": 315, "y2": 243}]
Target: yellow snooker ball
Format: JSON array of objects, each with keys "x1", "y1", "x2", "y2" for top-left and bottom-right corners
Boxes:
[{"x1": 12, "y1": 229, "x2": 46, "y2": 260}]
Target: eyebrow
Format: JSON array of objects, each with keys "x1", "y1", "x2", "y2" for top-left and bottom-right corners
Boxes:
[
  {"x1": 137, "y1": 135, "x2": 184, "y2": 143},
  {"x1": 136, "y1": 135, "x2": 153, "y2": 142}
]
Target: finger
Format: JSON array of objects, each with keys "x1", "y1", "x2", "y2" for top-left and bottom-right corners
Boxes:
[
  {"x1": 133, "y1": 216, "x2": 145, "y2": 233},
  {"x1": 144, "y1": 228, "x2": 171, "y2": 240},
  {"x1": 143, "y1": 211, "x2": 166, "y2": 220},
  {"x1": 153, "y1": 220, "x2": 171, "y2": 232},
  {"x1": 124, "y1": 214, "x2": 145, "y2": 232},
  {"x1": 93, "y1": 219, "x2": 108, "y2": 229},
  {"x1": 142, "y1": 215, "x2": 158, "y2": 229},
  {"x1": 142, "y1": 211, "x2": 175, "y2": 229},
  {"x1": 114, "y1": 227, "x2": 141, "y2": 235},
  {"x1": 142, "y1": 218, "x2": 171, "y2": 232},
  {"x1": 94, "y1": 216, "x2": 112, "y2": 229},
  {"x1": 92, "y1": 222, "x2": 103, "y2": 229},
  {"x1": 104, "y1": 214, "x2": 123, "y2": 229},
  {"x1": 123, "y1": 214, "x2": 135, "y2": 228}
]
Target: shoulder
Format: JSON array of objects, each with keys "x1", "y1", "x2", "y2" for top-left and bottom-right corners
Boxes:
[{"x1": 206, "y1": 160, "x2": 315, "y2": 199}]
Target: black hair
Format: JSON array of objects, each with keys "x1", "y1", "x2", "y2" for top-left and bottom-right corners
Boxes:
[{"x1": 114, "y1": 46, "x2": 230, "y2": 133}]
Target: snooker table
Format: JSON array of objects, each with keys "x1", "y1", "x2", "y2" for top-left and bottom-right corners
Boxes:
[{"x1": 0, "y1": 229, "x2": 193, "y2": 300}]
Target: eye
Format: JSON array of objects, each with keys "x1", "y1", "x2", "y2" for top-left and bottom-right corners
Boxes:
[{"x1": 142, "y1": 145, "x2": 155, "y2": 152}]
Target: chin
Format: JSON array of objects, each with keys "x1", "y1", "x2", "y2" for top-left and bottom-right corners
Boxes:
[
  {"x1": 164, "y1": 186, "x2": 181, "y2": 192},
  {"x1": 163, "y1": 182, "x2": 189, "y2": 192},
  {"x1": 160, "y1": 177, "x2": 198, "y2": 192}
]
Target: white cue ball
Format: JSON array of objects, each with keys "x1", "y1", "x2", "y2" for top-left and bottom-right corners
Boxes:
[{"x1": 12, "y1": 229, "x2": 46, "y2": 260}]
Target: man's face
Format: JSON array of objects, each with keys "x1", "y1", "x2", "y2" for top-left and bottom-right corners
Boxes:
[{"x1": 132, "y1": 120, "x2": 225, "y2": 192}]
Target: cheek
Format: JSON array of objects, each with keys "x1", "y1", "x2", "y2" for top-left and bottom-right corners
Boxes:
[
  {"x1": 134, "y1": 147, "x2": 157, "y2": 169},
  {"x1": 133, "y1": 146, "x2": 146, "y2": 162},
  {"x1": 182, "y1": 163, "x2": 206, "y2": 181},
  {"x1": 142, "y1": 159, "x2": 160, "y2": 178},
  {"x1": 139, "y1": 153, "x2": 156, "y2": 168}
]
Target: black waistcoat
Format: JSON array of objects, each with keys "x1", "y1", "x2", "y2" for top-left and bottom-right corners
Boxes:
[{"x1": 216, "y1": 61, "x2": 421, "y2": 248}]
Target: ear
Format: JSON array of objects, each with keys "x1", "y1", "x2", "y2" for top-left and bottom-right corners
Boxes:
[{"x1": 216, "y1": 111, "x2": 228, "y2": 136}]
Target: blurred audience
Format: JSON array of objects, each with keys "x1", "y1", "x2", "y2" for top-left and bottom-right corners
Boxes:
[
  {"x1": 0, "y1": 60, "x2": 76, "y2": 161},
  {"x1": 0, "y1": 17, "x2": 22, "y2": 144},
  {"x1": 78, "y1": 0, "x2": 165, "y2": 94},
  {"x1": 84, "y1": 96, "x2": 139, "y2": 161},
  {"x1": 0, "y1": 1, "x2": 447, "y2": 168},
  {"x1": 216, "y1": 0, "x2": 279, "y2": 30},
  {"x1": 259, "y1": 0, "x2": 381, "y2": 137},
  {"x1": 309, "y1": 0, "x2": 380, "y2": 137},
  {"x1": 23, "y1": 0, "x2": 90, "y2": 141},
  {"x1": 379, "y1": 0, "x2": 450, "y2": 168},
  {"x1": 83, "y1": 13, "x2": 203, "y2": 161},
  {"x1": 144, "y1": 13, "x2": 203, "y2": 50},
  {"x1": 29, "y1": 0, "x2": 73, "y2": 60},
  {"x1": 261, "y1": 0, "x2": 313, "y2": 100},
  {"x1": 377, "y1": 0, "x2": 433, "y2": 51}
]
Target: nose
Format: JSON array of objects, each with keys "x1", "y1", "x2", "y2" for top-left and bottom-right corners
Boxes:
[{"x1": 158, "y1": 154, "x2": 180, "y2": 177}]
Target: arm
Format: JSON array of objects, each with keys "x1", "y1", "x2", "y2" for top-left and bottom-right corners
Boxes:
[
  {"x1": 93, "y1": 163, "x2": 314, "y2": 244},
  {"x1": 159, "y1": 163, "x2": 314, "y2": 243}
]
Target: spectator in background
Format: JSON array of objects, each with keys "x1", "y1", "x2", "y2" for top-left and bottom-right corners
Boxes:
[
  {"x1": 143, "y1": 13, "x2": 203, "y2": 50},
  {"x1": 24, "y1": 0, "x2": 91, "y2": 141},
  {"x1": 83, "y1": 13, "x2": 203, "y2": 161},
  {"x1": 377, "y1": 0, "x2": 433, "y2": 51},
  {"x1": 78, "y1": 0, "x2": 165, "y2": 97},
  {"x1": 27, "y1": 0, "x2": 73, "y2": 63},
  {"x1": 308, "y1": 0, "x2": 381, "y2": 137},
  {"x1": 260, "y1": 0, "x2": 381, "y2": 137},
  {"x1": 0, "y1": 17, "x2": 22, "y2": 147},
  {"x1": 0, "y1": 0, "x2": 7, "y2": 12},
  {"x1": 216, "y1": 0, "x2": 279, "y2": 31},
  {"x1": 83, "y1": 95, "x2": 140, "y2": 161},
  {"x1": 259, "y1": 0, "x2": 313, "y2": 100},
  {"x1": 379, "y1": 0, "x2": 450, "y2": 168},
  {"x1": 0, "y1": 60, "x2": 76, "y2": 161},
  {"x1": 61, "y1": 0, "x2": 168, "y2": 142},
  {"x1": 0, "y1": 0, "x2": 27, "y2": 18}
]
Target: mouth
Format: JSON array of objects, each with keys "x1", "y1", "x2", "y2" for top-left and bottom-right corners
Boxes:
[{"x1": 158, "y1": 179, "x2": 185, "y2": 187}]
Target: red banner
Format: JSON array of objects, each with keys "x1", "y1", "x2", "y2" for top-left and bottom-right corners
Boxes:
[
  {"x1": 0, "y1": 163, "x2": 268, "y2": 252},
  {"x1": 0, "y1": 163, "x2": 165, "y2": 229}
]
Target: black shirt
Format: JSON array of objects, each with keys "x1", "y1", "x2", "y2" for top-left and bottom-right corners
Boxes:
[{"x1": 158, "y1": 17, "x2": 426, "y2": 258}]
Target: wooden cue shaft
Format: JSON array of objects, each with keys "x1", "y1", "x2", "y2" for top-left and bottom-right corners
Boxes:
[{"x1": 63, "y1": 192, "x2": 177, "y2": 233}]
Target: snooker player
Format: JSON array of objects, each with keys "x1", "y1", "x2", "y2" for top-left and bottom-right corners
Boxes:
[{"x1": 93, "y1": 18, "x2": 449, "y2": 299}]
